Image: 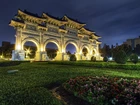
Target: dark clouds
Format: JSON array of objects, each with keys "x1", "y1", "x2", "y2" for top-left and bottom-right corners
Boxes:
[{"x1": 0, "y1": 0, "x2": 140, "y2": 46}]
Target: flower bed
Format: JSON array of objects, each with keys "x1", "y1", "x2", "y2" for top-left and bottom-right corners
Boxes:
[{"x1": 63, "y1": 76, "x2": 140, "y2": 105}]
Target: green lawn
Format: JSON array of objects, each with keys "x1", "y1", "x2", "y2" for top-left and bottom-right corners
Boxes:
[{"x1": 0, "y1": 61, "x2": 140, "y2": 105}]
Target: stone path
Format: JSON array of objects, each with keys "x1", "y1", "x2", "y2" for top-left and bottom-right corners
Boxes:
[{"x1": 50, "y1": 86, "x2": 92, "y2": 105}]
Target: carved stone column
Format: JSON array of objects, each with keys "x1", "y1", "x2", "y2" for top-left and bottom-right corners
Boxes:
[
  {"x1": 12, "y1": 28, "x2": 25, "y2": 61},
  {"x1": 35, "y1": 31, "x2": 48, "y2": 61},
  {"x1": 75, "y1": 52, "x2": 81, "y2": 60},
  {"x1": 15, "y1": 28, "x2": 22, "y2": 50}
]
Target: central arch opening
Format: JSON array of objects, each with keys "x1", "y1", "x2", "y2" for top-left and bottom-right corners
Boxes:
[
  {"x1": 66, "y1": 44, "x2": 76, "y2": 55},
  {"x1": 82, "y1": 47, "x2": 88, "y2": 56},
  {"x1": 45, "y1": 42, "x2": 58, "y2": 60},
  {"x1": 23, "y1": 41, "x2": 37, "y2": 60}
]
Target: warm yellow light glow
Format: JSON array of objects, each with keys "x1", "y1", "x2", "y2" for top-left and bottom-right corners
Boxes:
[
  {"x1": 26, "y1": 49, "x2": 30, "y2": 54},
  {"x1": 62, "y1": 49, "x2": 65, "y2": 53},
  {"x1": 57, "y1": 51, "x2": 60, "y2": 54},
  {"x1": 90, "y1": 51, "x2": 92, "y2": 55},
  {"x1": 41, "y1": 47, "x2": 43, "y2": 51},
  {"x1": 96, "y1": 53, "x2": 99, "y2": 56},
  {"x1": 25, "y1": 48, "x2": 32, "y2": 55},
  {"x1": 16, "y1": 44, "x2": 21, "y2": 50}
]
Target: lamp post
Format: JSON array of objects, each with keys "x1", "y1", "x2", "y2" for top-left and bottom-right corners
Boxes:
[{"x1": 25, "y1": 47, "x2": 32, "y2": 59}]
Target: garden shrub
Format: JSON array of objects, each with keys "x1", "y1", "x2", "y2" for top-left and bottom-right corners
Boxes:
[
  {"x1": 70, "y1": 54, "x2": 77, "y2": 61},
  {"x1": 114, "y1": 50, "x2": 127, "y2": 64},
  {"x1": 130, "y1": 53, "x2": 138, "y2": 64},
  {"x1": 91, "y1": 56, "x2": 96, "y2": 62},
  {"x1": 103, "y1": 56, "x2": 108, "y2": 62}
]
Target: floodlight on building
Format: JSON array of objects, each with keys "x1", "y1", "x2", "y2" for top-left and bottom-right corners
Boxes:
[
  {"x1": 16, "y1": 44, "x2": 21, "y2": 50},
  {"x1": 62, "y1": 49, "x2": 65, "y2": 53},
  {"x1": 41, "y1": 47, "x2": 43, "y2": 52},
  {"x1": 0, "y1": 55, "x2": 2, "y2": 58}
]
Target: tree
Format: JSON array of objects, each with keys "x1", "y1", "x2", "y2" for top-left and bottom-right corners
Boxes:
[
  {"x1": 103, "y1": 56, "x2": 108, "y2": 62},
  {"x1": 82, "y1": 48, "x2": 88, "y2": 56},
  {"x1": 70, "y1": 54, "x2": 77, "y2": 61},
  {"x1": 114, "y1": 50, "x2": 128, "y2": 64},
  {"x1": 91, "y1": 56, "x2": 96, "y2": 62},
  {"x1": 100, "y1": 44, "x2": 112, "y2": 57},
  {"x1": 66, "y1": 51, "x2": 71, "y2": 57},
  {"x1": 113, "y1": 44, "x2": 132, "y2": 58},
  {"x1": 130, "y1": 53, "x2": 138, "y2": 64},
  {"x1": 134, "y1": 44, "x2": 140, "y2": 56},
  {"x1": 46, "y1": 48, "x2": 57, "y2": 59}
]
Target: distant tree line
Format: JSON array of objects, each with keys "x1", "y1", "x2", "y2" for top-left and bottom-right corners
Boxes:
[
  {"x1": 100, "y1": 43, "x2": 140, "y2": 57},
  {"x1": 100, "y1": 43, "x2": 140, "y2": 64}
]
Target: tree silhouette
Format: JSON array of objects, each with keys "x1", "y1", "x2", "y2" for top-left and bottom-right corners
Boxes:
[{"x1": 82, "y1": 47, "x2": 88, "y2": 56}]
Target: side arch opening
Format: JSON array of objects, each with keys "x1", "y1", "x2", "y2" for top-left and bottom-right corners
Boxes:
[{"x1": 22, "y1": 39, "x2": 39, "y2": 60}]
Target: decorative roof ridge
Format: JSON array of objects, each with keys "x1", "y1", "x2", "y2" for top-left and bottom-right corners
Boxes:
[
  {"x1": 84, "y1": 27, "x2": 95, "y2": 33},
  {"x1": 43, "y1": 13, "x2": 63, "y2": 21},
  {"x1": 42, "y1": 13, "x2": 68, "y2": 24},
  {"x1": 18, "y1": 9, "x2": 42, "y2": 18},
  {"x1": 93, "y1": 33, "x2": 101, "y2": 38},
  {"x1": 63, "y1": 15, "x2": 86, "y2": 25},
  {"x1": 80, "y1": 27, "x2": 95, "y2": 33},
  {"x1": 11, "y1": 18, "x2": 24, "y2": 23}
]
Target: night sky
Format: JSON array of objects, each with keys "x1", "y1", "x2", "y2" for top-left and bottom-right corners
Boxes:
[{"x1": 0, "y1": 0, "x2": 140, "y2": 47}]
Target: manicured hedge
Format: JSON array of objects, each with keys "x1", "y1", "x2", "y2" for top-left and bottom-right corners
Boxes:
[
  {"x1": 48, "y1": 61, "x2": 140, "y2": 70},
  {"x1": 0, "y1": 61, "x2": 29, "y2": 67},
  {"x1": 1, "y1": 87, "x2": 62, "y2": 105}
]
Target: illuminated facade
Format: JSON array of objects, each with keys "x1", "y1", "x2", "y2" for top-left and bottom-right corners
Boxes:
[{"x1": 9, "y1": 9, "x2": 102, "y2": 61}]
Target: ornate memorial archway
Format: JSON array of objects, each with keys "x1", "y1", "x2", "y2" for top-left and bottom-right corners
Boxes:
[{"x1": 9, "y1": 9, "x2": 102, "y2": 61}]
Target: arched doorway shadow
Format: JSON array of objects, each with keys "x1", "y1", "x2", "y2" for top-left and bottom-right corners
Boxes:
[
  {"x1": 44, "y1": 39, "x2": 60, "y2": 60},
  {"x1": 64, "y1": 41, "x2": 79, "y2": 60},
  {"x1": 81, "y1": 46, "x2": 90, "y2": 60},
  {"x1": 45, "y1": 42, "x2": 58, "y2": 60}
]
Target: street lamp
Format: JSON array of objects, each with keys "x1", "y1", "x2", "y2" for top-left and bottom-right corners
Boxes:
[{"x1": 25, "y1": 47, "x2": 32, "y2": 59}]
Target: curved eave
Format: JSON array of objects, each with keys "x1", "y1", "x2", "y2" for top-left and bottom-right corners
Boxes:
[
  {"x1": 63, "y1": 16, "x2": 85, "y2": 28},
  {"x1": 95, "y1": 36, "x2": 101, "y2": 39},
  {"x1": 94, "y1": 36, "x2": 101, "y2": 39},
  {"x1": 42, "y1": 13, "x2": 67, "y2": 26},
  {"x1": 92, "y1": 33, "x2": 101, "y2": 39},
  {"x1": 9, "y1": 20, "x2": 25, "y2": 28},
  {"x1": 18, "y1": 9, "x2": 46, "y2": 23},
  {"x1": 80, "y1": 28, "x2": 94, "y2": 35},
  {"x1": 96, "y1": 41, "x2": 102, "y2": 44}
]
